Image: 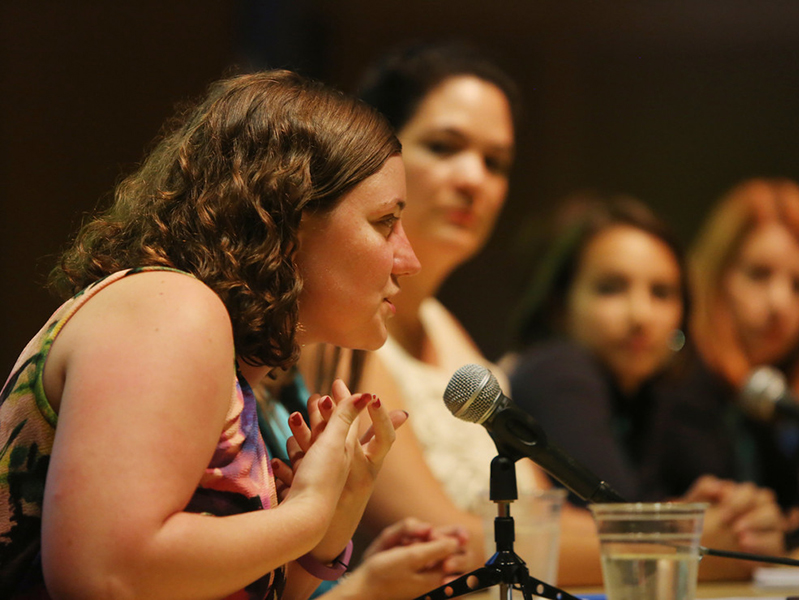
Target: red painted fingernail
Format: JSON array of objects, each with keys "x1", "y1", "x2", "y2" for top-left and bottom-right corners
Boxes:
[
  {"x1": 320, "y1": 396, "x2": 333, "y2": 411},
  {"x1": 371, "y1": 397, "x2": 382, "y2": 409},
  {"x1": 290, "y1": 412, "x2": 303, "y2": 426},
  {"x1": 355, "y1": 392, "x2": 371, "y2": 406}
]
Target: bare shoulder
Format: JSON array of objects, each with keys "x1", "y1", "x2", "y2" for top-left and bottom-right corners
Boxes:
[
  {"x1": 45, "y1": 271, "x2": 234, "y2": 412},
  {"x1": 76, "y1": 270, "x2": 230, "y2": 339}
]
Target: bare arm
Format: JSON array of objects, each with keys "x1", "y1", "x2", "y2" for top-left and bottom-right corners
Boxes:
[
  {"x1": 557, "y1": 503, "x2": 603, "y2": 585},
  {"x1": 40, "y1": 272, "x2": 361, "y2": 600},
  {"x1": 357, "y1": 352, "x2": 488, "y2": 571}
]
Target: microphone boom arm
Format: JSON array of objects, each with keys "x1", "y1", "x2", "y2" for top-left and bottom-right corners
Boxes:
[{"x1": 487, "y1": 402, "x2": 625, "y2": 503}]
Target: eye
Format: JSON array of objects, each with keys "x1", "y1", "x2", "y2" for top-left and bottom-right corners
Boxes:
[
  {"x1": 376, "y1": 214, "x2": 400, "y2": 237},
  {"x1": 743, "y1": 264, "x2": 771, "y2": 283},
  {"x1": 484, "y1": 154, "x2": 512, "y2": 176},
  {"x1": 593, "y1": 277, "x2": 627, "y2": 295},
  {"x1": 425, "y1": 139, "x2": 459, "y2": 157},
  {"x1": 651, "y1": 283, "x2": 680, "y2": 301}
]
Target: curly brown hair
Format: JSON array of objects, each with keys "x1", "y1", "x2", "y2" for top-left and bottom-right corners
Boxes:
[{"x1": 50, "y1": 70, "x2": 400, "y2": 368}]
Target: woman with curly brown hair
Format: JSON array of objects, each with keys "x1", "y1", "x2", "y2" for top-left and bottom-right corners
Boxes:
[{"x1": 0, "y1": 70, "x2": 420, "y2": 600}]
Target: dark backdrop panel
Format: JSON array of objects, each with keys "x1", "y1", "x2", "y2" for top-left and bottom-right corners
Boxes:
[
  {"x1": 3, "y1": 2, "x2": 799, "y2": 376},
  {"x1": 1, "y1": 4, "x2": 238, "y2": 375}
]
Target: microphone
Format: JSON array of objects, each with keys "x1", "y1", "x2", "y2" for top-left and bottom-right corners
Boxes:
[
  {"x1": 443, "y1": 364, "x2": 624, "y2": 503},
  {"x1": 739, "y1": 366, "x2": 799, "y2": 423}
]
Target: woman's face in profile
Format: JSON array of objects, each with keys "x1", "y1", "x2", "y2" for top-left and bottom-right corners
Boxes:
[
  {"x1": 723, "y1": 221, "x2": 799, "y2": 366},
  {"x1": 294, "y1": 155, "x2": 420, "y2": 350},
  {"x1": 396, "y1": 75, "x2": 514, "y2": 265},
  {"x1": 565, "y1": 225, "x2": 683, "y2": 394}
]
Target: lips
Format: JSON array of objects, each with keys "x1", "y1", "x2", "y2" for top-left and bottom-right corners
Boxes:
[
  {"x1": 444, "y1": 208, "x2": 477, "y2": 228},
  {"x1": 621, "y1": 336, "x2": 654, "y2": 354}
]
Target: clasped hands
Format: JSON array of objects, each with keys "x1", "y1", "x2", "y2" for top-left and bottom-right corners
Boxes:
[
  {"x1": 270, "y1": 379, "x2": 408, "y2": 563},
  {"x1": 682, "y1": 474, "x2": 787, "y2": 578}
]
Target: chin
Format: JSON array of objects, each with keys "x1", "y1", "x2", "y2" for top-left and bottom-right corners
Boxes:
[
  {"x1": 360, "y1": 334, "x2": 389, "y2": 352},
  {"x1": 339, "y1": 329, "x2": 388, "y2": 352}
]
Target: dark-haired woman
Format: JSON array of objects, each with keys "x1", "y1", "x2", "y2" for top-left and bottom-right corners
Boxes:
[
  {"x1": 340, "y1": 43, "x2": 618, "y2": 586},
  {"x1": 507, "y1": 194, "x2": 787, "y2": 580},
  {"x1": 0, "y1": 70, "x2": 420, "y2": 600}
]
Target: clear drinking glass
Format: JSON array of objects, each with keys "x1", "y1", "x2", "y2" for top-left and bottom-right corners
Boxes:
[{"x1": 590, "y1": 503, "x2": 707, "y2": 600}]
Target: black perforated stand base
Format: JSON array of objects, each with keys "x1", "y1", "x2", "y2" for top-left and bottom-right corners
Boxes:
[{"x1": 413, "y1": 456, "x2": 581, "y2": 600}]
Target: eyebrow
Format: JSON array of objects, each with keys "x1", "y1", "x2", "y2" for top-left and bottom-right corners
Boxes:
[
  {"x1": 379, "y1": 199, "x2": 405, "y2": 212},
  {"x1": 433, "y1": 127, "x2": 515, "y2": 155}
]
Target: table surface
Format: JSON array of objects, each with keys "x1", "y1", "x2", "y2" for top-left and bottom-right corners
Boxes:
[{"x1": 462, "y1": 580, "x2": 799, "y2": 599}]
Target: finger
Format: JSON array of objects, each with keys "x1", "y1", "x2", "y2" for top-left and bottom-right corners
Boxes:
[
  {"x1": 385, "y1": 518, "x2": 434, "y2": 546},
  {"x1": 274, "y1": 480, "x2": 289, "y2": 502},
  {"x1": 305, "y1": 394, "x2": 332, "y2": 441},
  {"x1": 706, "y1": 482, "x2": 759, "y2": 526},
  {"x1": 287, "y1": 411, "x2": 313, "y2": 453},
  {"x1": 360, "y1": 408, "x2": 409, "y2": 444},
  {"x1": 306, "y1": 393, "x2": 325, "y2": 432},
  {"x1": 317, "y1": 395, "x2": 335, "y2": 423},
  {"x1": 405, "y1": 537, "x2": 461, "y2": 570},
  {"x1": 718, "y1": 483, "x2": 760, "y2": 520},
  {"x1": 315, "y1": 390, "x2": 371, "y2": 451},
  {"x1": 431, "y1": 525, "x2": 470, "y2": 548},
  {"x1": 683, "y1": 474, "x2": 724, "y2": 502},
  {"x1": 364, "y1": 519, "x2": 432, "y2": 559},
  {"x1": 331, "y1": 378, "x2": 352, "y2": 402},
  {"x1": 285, "y1": 435, "x2": 306, "y2": 467},
  {"x1": 732, "y1": 499, "x2": 784, "y2": 533},
  {"x1": 271, "y1": 459, "x2": 293, "y2": 502},
  {"x1": 441, "y1": 549, "x2": 471, "y2": 575},
  {"x1": 360, "y1": 398, "x2": 403, "y2": 464},
  {"x1": 270, "y1": 458, "x2": 295, "y2": 487}
]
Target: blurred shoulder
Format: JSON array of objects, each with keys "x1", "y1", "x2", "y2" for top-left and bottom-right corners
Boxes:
[{"x1": 511, "y1": 339, "x2": 601, "y2": 379}]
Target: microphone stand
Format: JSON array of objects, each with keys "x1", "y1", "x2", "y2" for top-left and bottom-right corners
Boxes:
[{"x1": 413, "y1": 455, "x2": 581, "y2": 600}]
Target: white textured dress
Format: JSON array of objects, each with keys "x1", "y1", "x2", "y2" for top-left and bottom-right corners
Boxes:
[{"x1": 375, "y1": 298, "x2": 539, "y2": 513}]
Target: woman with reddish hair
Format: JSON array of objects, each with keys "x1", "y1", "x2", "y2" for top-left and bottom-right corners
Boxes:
[
  {"x1": 654, "y1": 178, "x2": 799, "y2": 513},
  {"x1": 690, "y1": 178, "x2": 799, "y2": 390}
]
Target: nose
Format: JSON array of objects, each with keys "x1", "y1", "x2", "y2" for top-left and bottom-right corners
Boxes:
[
  {"x1": 392, "y1": 222, "x2": 421, "y2": 277},
  {"x1": 767, "y1": 276, "x2": 796, "y2": 318},
  {"x1": 627, "y1": 289, "x2": 655, "y2": 328},
  {"x1": 453, "y1": 151, "x2": 488, "y2": 198}
]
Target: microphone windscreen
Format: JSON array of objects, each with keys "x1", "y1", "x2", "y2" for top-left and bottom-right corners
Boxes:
[
  {"x1": 443, "y1": 363, "x2": 502, "y2": 424},
  {"x1": 740, "y1": 366, "x2": 787, "y2": 421}
]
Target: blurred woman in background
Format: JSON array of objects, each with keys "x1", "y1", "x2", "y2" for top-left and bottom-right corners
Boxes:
[
  {"x1": 327, "y1": 41, "x2": 608, "y2": 587},
  {"x1": 506, "y1": 193, "x2": 787, "y2": 579},
  {"x1": 652, "y1": 178, "x2": 799, "y2": 517}
]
